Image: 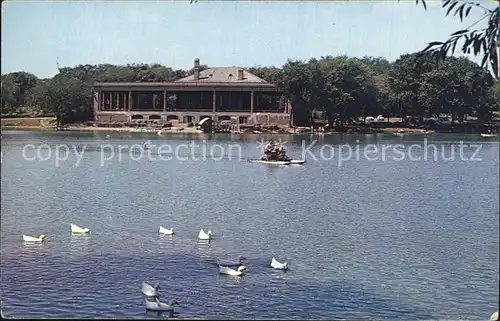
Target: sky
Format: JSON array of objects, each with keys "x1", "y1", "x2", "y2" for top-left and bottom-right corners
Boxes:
[{"x1": 1, "y1": 0, "x2": 495, "y2": 78}]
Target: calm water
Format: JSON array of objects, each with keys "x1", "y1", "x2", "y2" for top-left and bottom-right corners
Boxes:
[{"x1": 1, "y1": 130, "x2": 499, "y2": 319}]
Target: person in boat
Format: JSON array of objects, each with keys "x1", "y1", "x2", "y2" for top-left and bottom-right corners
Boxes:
[
  {"x1": 262, "y1": 140, "x2": 276, "y2": 160},
  {"x1": 262, "y1": 140, "x2": 290, "y2": 161},
  {"x1": 277, "y1": 144, "x2": 290, "y2": 161}
]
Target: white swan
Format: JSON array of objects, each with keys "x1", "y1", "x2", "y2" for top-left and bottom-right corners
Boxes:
[
  {"x1": 22, "y1": 234, "x2": 46, "y2": 242},
  {"x1": 141, "y1": 281, "x2": 161, "y2": 297},
  {"x1": 70, "y1": 223, "x2": 91, "y2": 234},
  {"x1": 198, "y1": 229, "x2": 213, "y2": 240},
  {"x1": 491, "y1": 311, "x2": 498, "y2": 321},
  {"x1": 270, "y1": 257, "x2": 288, "y2": 270},
  {"x1": 219, "y1": 265, "x2": 246, "y2": 276},
  {"x1": 159, "y1": 226, "x2": 174, "y2": 235}
]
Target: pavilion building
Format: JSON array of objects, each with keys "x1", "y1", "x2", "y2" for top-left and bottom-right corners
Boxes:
[{"x1": 93, "y1": 58, "x2": 291, "y2": 126}]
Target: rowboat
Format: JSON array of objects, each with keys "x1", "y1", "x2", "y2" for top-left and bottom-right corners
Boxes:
[
  {"x1": 480, "y1": 133, "x2": 498, "y2": 138},
  {"x1": 248, "y1": 159, "x2": 291, "y2": 165}
]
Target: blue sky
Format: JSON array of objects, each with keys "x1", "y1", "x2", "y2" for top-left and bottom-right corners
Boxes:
[{"x1": 1, "y1": 0, "x2": 493, "y2": 78}]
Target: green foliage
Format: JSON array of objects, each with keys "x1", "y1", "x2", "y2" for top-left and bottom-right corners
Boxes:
[
  {"x1": 389, "y1": 53, "x2": 494, "y2": 122},
  {"x1": 248, "y1": 66, "x2": 283, "y2": 88},
  {"x1": 29, "y1": 74, "x2": 93, "y2": 129},
  {"x1": 1, "y1": 51, "x2": 497, "y2": 128},
  {"x1": 1, "y1": 72, "x2": 40, "y2": 115},
  {"x1": 1, "y1": 63, "x2": 192, "y2": 128},
  {"x1": 412, "y1": 0, "x2": 500, "y2": 79}
]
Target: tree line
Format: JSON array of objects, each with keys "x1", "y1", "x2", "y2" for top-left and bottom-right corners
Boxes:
[{"x1": 1, "y1": 52, "x2": 499, "y2": 128}]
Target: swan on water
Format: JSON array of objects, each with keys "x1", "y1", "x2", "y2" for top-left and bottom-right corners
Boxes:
[
  {"x1": 219, "y1": 265, "x2": 246, "y2": 276},
  {"x1": 217, "y1": 255, "x2": 246, "y2": 267},
  {"x1": 159, "y1": 226, "x2": 174, "y2": 235},
  {"x1": 141, "y1": 281, "x2": 161, "y2": 297},
  {"x1": 22, "y1": 234, "x2": 47, "y2": 242},
  {"x1": 145, "y1": 297, "x2": 178, "y2": 316},
  {"x1": 198, "y1": 229, "x2": 213, "y2": 240},
  {"x1": 491, "y1": 311, "x2": 499, "y2": 321},
  {"x1": 270, "y1": 257, "x2": 288, "y2": 270},
  {"x1": 70, "y1": 223, "x2": 91, "y2": 234}
]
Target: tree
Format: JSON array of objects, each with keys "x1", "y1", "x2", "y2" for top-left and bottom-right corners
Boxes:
[
  {"x1": 1, "y1": 75, "x2": 19, "y2": 115},
  {"x1": 1, "y1": 72, "x2": 40, "y2": 115},
  {"x1": 359, "y1": 56, "x2": 393, "y2": 118},
  {"x1": 248, "y1": 66, "x2": 283, "y2": 87},
  {"x1": 281, "y1": 60, "x2": 315, "y2": 126},
  {"x1": 30, "y1": 74, "x2": 93, "y2": 129},
  {"x1": 390, "y1": 53, "x2": 495, "y2": 122},
  {"x1": 320, "y1": 57, "x2": 379, "y2": 126},
  {"x1": 388, "y1": 53, "x2": 438, "y2": 118},
  {"x1": 413, "y1": 0, "x2": 500, "y2": 79}
]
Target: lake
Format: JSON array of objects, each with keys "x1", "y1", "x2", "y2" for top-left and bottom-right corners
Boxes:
[{"x1": 1, "y1": 130, "x2": 498, "y2": 319}]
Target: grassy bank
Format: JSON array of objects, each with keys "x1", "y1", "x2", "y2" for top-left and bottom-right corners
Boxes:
[{"x1": 1, "y1": 117, "x2": 57, "y2": 130}]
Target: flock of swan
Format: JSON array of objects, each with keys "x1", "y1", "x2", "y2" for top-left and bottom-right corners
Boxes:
[
  {"x1": 22, "y1": 225, "x2": 498, "y2": 320},
  {"x1": 23, "y1": 223, "x2": 289, "y2": 315},
  {"x1": 23, "y1": 224, "x2": 289, "y2": 276}
]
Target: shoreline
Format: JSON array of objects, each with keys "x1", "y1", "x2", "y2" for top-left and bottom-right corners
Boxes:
[
  {"x1": 2, "y1": 117, "x2": 497, "y2": 135},
  {"x1": 0, "y1": 125, "x2": 483, "y2": 135}
]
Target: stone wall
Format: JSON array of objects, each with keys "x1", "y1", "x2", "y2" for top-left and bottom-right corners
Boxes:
[
  {"x1": 247, "y1": 113, "x2": 290, "y2": 126},
  {"x1": 94, "y1": 111, "x2": 290, "y2": 127}
]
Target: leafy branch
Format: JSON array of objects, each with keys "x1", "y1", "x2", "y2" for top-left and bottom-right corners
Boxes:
[{"x1": 414, "y1": 0, "x2": 500, "y2": 79}]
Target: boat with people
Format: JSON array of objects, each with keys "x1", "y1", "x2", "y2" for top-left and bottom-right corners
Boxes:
[{"x1": 248, "y1": 140, "x2": 305, "y2": 165}]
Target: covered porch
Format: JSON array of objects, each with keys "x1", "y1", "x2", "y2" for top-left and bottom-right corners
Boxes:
[{"x1": 96, "y1": 89, "x2": 288, "y2": 113}]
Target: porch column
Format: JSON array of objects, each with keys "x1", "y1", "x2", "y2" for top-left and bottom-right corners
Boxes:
[
  {"x1": 94, "y1": 90, "x2": 99, "y2": 113},
  {"x1": 250, "y1": 90, "x2": 254, "y2": 113},
  {"x1": 128, "y1": 91, "x2": 132, "y2": 111},
  {"x1": 98, "y1": 90, "x2": 102, "y2": 111},
  {"x1": 163, "y1": 90, "x2": 167, "y2": 112},
  {"x1": 212, "y1": 90, "x2": 216, "y2": 113}
]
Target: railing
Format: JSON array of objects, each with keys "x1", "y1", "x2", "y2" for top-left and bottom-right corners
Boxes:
[
  {"x1": 252, "y1": 109, "x2": 286, "y2": 113},
  {"x1": 164, "y1": 108, "x2": 213, "y2": 112}
]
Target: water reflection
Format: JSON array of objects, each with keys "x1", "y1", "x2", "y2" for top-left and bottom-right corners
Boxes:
[
  {"x1": 269, "y1": 270, "x2": 288, "y2": 289},
  {"x1": 159, "y1": 234, "x2": 174, "y2": 244},
  {"x1": 195, "y1": 240, "x2": 211, "y2": 249},
  {"x1": 218, "y1": 273, "x2": 244, "y2": 285},
  {"x1": 68, "y1": 234, "x2": 92, "y2": 255},
  {"x1": 195, "y1": 240, "x2": 212, "y2": 262},
  {"x1": 21, "y1": 242, "x2": 47, "y2": 256}
]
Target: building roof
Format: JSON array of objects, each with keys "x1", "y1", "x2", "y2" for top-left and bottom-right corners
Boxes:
[
  {"x1": 94, "y1": 60, "x2": 278, "y2": 89},
  {"x1": 93, "y1": 81, "x2": 277, "y2": 89},
  {"x1": 176, "y1": 67, "x2": 269, "y2": 83}
]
